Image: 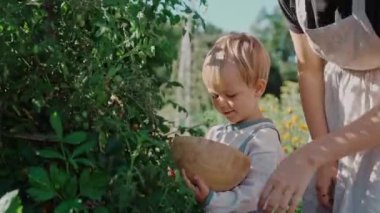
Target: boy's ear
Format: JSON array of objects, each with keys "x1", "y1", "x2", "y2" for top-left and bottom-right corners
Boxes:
[{"x1": 253, "y1": 79, "x2": 267, "y2": 97}]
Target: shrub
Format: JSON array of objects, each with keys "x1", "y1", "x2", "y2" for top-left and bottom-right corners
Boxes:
[{"x1": 0, "y1": 0, "x2": 203, "y2": 211}]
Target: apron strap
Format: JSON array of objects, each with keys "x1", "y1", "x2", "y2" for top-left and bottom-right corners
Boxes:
[{"x1": 238, "y1": 123, "x2": 281, "y2": 153}]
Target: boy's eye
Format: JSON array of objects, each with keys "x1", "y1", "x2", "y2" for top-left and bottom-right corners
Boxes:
[
  {"x1": 211, "y1": 94, "x2": 219, "y2": 99},
  {"x1": 226, "y1": 94, "x2": 237, "y2": 98}
]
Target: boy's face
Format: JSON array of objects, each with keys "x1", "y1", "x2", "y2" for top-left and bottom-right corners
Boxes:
[{"x1": 205, "y1": 62, "x2": 263, "y2": 124}]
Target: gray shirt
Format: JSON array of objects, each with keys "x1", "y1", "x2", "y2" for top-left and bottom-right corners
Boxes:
[{"x1": 203, "y1": 118, "x2": 284, "y2": 213}]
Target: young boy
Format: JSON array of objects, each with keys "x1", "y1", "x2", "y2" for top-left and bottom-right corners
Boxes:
[{"x1": 182, "y1": 33, "x2": 284, "y2": 212}]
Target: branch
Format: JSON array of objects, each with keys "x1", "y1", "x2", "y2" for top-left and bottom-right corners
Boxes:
[{"x1": 2, "y1": 133, "x2": 58, "y2": 143}]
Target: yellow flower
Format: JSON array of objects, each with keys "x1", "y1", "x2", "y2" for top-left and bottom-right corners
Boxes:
[
  {"x1": 282, "y1": 132, "x2": 291, "y2": 141},
  {"x1": 300, "y1": 123, "x2": 308, "y2": 131},
  {"x1": 291, "y1": 136, "x2": 301, "y2": 145},
  {"x1": 283, "y1": 146, "x2": 292, "y2": 154},
  {"x1": 290, "y1": 115, "x2": 300, "y2": 124},
  {"x1": 284, "y1": 120, "x2": 292, "y2": 129}
]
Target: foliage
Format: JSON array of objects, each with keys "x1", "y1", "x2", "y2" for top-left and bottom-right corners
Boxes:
[
  {"x1": 158, "y1": 23, "x2": 223, "y2": 128},
  {"x1": 0, "y1": 0, "x2": 205, "y2": 211},
  {"x1": 252, "y1": 7, "x2": 297, "y2": 83},
  {"x1": 0, "y1": 190, "x2": 23, "y2": 213},
  {"x1": 260, "y1": 81, "x2": 309, "y2": 154}
]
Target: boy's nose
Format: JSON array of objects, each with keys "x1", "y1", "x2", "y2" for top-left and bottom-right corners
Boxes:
[{"x1": 217, "y1": 97, "x2": 230, "y2": 109}]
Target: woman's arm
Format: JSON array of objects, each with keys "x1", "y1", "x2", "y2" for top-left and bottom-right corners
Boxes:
[
  {"x1": 291, "y1": 31, "x2": 337, "y2": 208},
  {"x1": 258, "y1": 98, "x2": 380, "y2": 212},
  {"x1": 306, "y1": 104, "x2": 380, "y2": 167},
  {"x1": 258, "y1": 32, "x2": 380, "y2": 213},
  {"x1": 290, "y1": 31, "x2": 328, "y2": 139},
  {"x1": 290, "y1": 31, "x2": 380, "y2": 172}
]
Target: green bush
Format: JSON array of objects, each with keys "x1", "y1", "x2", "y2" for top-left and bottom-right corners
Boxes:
[{"x1": 0, "y1": 0, "x2": 204, "y2": 212}]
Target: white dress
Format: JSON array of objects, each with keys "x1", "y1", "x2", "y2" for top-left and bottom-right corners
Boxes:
[{"x1": 294, "y1": 0, "x2": 380, "y2": 212}]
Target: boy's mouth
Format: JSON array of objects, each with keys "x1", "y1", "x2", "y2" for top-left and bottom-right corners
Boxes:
[{"x1": 223, "y1": 110, "x2": 234, "y2": 116}]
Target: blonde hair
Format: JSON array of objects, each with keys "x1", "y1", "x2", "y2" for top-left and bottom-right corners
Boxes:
[{"x1": 202, "y1": 33, "x2": 270, "y2": 89}]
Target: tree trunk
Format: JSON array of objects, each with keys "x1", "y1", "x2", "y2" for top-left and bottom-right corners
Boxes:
[{"x1": 176, "y1": 10, "x2": 192, "y2": 126}]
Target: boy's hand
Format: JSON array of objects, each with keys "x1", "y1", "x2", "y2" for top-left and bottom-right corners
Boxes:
[
  {"x1": 316, "y1": 161, "x2": 337, "y2": 209},
  {"x1": 181, "y1": 169, "x2": 210, "y2": 204}
]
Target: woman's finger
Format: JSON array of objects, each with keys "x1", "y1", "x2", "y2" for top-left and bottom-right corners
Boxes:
[
  {"x1": 316, "y1": 180, "x2": 331, "y2": 208},
  {"x1": 328, "y1": 177, "x2": 336, "y2": 206},
  {"x1": 287, "y1": 191, "x2": 302, "y2": 213},
  {"x1": 278, "y1": 188, "x2": 294, "y2": 213},
  {"x1": 317, "y1": 190, "x2": 331, "y2": 208},
  {"x1": 259, "y1": 181, "x2": 275, "y2": 209},
  {"x1": 263, "y1": 184, "x2": 285, "y2": 213},
  {"x1": 260, "y1": 149, "x2": 318, "y2": 212}
]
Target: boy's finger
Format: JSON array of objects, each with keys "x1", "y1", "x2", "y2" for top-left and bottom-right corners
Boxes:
[
  {"x1": 181, "y1": 170, "x2": 190, "y2": 184},
  {"x1": 181, "y1": 169, "x2": 197, "y2": 191},
  {"x1": 193, "y1": 176, "x2": 206, "y2": 188},
  {"x1": 185, "y1": 178, "x2": 196, "y2": 191},
  {"x1": 181, "y1": 169, "x2": 186, "y2": 177},
  {"x1": 181, "y1": 169, "x2": 192, "y2": 181}
]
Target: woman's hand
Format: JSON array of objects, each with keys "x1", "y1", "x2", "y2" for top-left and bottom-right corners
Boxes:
[
  {"x1": 181, "y1": 169, "x2": 209, "y2": 204},
  {"x1": 258, "y1": 150, "x2": 319, "y2": 213},
  {"x1": 316, "y1": 161, "x2": 337, "y2": 209}
]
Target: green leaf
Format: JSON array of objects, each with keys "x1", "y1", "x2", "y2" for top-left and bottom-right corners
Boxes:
[
  {"x1": 166, "y1": 81, "x2": 183, "y2": 88},
  {"x1": 95, "y1": 25, "x2": 109, "y2": 37},
  {"x1": 27, "y1": 167, "x2": 55, "y2": 202},
  {"x1": 54, "y1": 199, "x2": 83, "y2": 213},
  {"x1": 68, "y1": 158, "x2": 79, "y2": 171},
  {"x1": 37, "y1": 149, "x2": 64, "y2": 160},
  {"x1": 103, "y1": 0, "x2": 120, "y2": 6},
  {"x1": 49, "y1": 165, "x2": 72, "y2": 197},
  {"x1": 27, "y1": 188, "x2": 55, "y2": 202},
  {"x1": 106, "y1": 64, "x2": 121, "y2": 78},
  {"x1": 75, "y1": 158, "x2": 95, "y2": 168},
  {"x1": 94, "y1": 207, "x2": 109, "y2": 213},
  {"x1": 72, "y1": 140, "x2": 97, "y2": 158},
  {"x1": 62, "y1": 177, "x2": 78, "y2": 199},
  {"x1": 0, "y1": 190, "x2": 23, "y2": 213},
  {"x1": 183, "y1": 5, "x2": 193, "y2": 14},
  {"x1": 80, "y1": 170, "x2": 108, "y2": 200},
  {"x1": 64, "y1": 131, "x2": 87, "y2": 144},
  {"x1": 105, "y1": 138, "x2": 122, "y2": 155},
  {"x1": 28, "y1": 167, "x2": 52, "y2": 186},
  {"x1": 50, "y1": 112, "x2": 63, "y2": 139}
]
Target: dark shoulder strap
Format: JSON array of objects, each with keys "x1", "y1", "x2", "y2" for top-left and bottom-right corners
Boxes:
[{"x1": 238, "y1": 123, "x2": 281, "y2": 153}]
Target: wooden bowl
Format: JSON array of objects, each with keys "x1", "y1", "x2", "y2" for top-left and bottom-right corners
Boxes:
[{"x1": 170, "y1": 136, "x2": 251, "y2": 191}]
